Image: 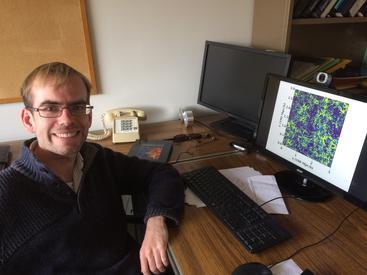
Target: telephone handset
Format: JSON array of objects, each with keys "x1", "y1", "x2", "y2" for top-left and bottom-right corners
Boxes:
[{"x1": 87, "y1": 108, "x2": 146, "y2": 143}]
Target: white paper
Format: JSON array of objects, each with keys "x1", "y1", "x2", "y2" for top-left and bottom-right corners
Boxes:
[
  {"x1": 271, "y1": 259, "x2": 303, "y2": 275},
  {"x1": 219, "y1": 166, "x2": 261, "y2": 197},
  {"x1": 219, "y1": 167, "x2": 288, "y2": 214},
  {"x1": 184, "y1": 188, "x2": 206, "y2": 208},
  {"x1": 247, "y1": 175, "x2": 289, "y2": 214}
]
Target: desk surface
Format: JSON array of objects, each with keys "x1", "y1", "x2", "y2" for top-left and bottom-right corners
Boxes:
[{"x1": 3, "y1": 115, "x2": 367, "y2": 274}]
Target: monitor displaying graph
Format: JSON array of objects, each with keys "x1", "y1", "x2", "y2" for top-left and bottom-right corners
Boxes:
[
  {"x1": 264, "y1": 79, "x2": 367, "y2": 192},
  {"x1": 282, "y1": 89, "x2": 349, "y2": 168}
]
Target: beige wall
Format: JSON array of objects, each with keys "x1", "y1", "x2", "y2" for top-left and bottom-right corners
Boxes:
[{"x1": 0, "y1": 0, "x2": 254, "y2": 142}]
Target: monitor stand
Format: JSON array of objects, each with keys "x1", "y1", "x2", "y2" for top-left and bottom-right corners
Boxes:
[
  {"x1": 210, "y1": 117, "x2": 254, "y2": 140},
  {"x1": 275, "y1": 170, "x2": 332, "y2": 202}
]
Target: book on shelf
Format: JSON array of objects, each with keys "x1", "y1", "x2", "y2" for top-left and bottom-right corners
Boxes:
[
  {"x1": 290, "y1": 57, "x2": 355, "y2": 83},
  {"x1": 302, "y1": 0, "x2": 324, "y2": 17},
  {"x1": 320, "y1": 0, "x2": 338, "y2": 17},
  {"x1": 325, "y1": 58, "x2": 352, "y2": 74},
  {"x1": 290, "y1": 56, "x2": 327, "y2": 79},
  {"x1": 330, "y1": 75, "x2": 367, "y2": 90},
  {"x1": 329, "y1": 0, "x2": 348, "y2": 16},
  {"x1": 335, "y1": 0, "x2": 357, "y2": 17},
  {"x1": 293, "y1": 0, "x2": 310, "y2": 18},
  {"x1": 311, "y1": 0, "x2": 333, "y2": 17},
  {"x1": 127, "y1": 140, "x2": 173, "y2": 163},
  {"x1": 349, "y1": 0, "x2": 366, "y2": 16},
  {"x1": 303, "y1": 58, "x2": 341, "y2": 81},
  {"x1": 357, "y1": 1, "x2": 367, "y2": 15}
]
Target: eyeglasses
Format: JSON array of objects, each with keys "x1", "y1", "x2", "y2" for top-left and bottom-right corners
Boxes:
[
  {"x1": 172, "y1": 133, "x2": 202, "y2": 142},
  {"x1": 26, "y1": 104, "x2": 93, "y2": 118}
]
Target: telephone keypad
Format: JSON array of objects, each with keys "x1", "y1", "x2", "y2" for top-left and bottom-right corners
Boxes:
[
  {"x1": 115, "y1": 117, "x2": 139, "y2": 134},
  {"x1": 121, "y1": 120, "x2": 133, "y2": 131}
]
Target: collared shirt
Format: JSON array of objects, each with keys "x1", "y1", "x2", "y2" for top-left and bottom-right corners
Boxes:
[{"x1": 29, "y1": 140, "x2": 84, "y2": 193}]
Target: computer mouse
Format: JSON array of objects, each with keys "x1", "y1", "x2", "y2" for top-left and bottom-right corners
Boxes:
[{"x1": 232, "y1": 262, "x2": 272, "y2": 275}]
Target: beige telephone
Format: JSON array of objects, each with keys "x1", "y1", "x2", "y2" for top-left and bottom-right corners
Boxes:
[{"x1": 87, "y1": 108, "x2": 146, "y2": 143}]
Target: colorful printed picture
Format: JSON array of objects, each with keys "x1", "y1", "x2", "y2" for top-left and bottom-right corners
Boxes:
[
  {"x1": 128, "y1": 140, "x2": 173, "y2": 163},
  {"x1": 137, "y1": 144, "x2": 164, "y2": 160}
]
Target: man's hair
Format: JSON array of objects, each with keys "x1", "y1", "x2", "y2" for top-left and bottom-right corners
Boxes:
[{"x1": 20, "y1": 62, "x2": 92, "y2": 107}]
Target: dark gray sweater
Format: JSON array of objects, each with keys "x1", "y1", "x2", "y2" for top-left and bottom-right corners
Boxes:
[{"x1": 0, "y1": 139, "x2": 184, "y2": 274}]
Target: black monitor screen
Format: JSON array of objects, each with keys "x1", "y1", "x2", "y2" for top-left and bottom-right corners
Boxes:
[
  {"x1": 257, "y1": 74, "x2": 367, "y2": 209},
  {"x1": 197, "y1": 41, "x2": 291, "y2": 137}
]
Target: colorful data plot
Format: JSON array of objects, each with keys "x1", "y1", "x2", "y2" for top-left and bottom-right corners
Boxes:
[{"x1": 283, "y1": 90, "x2": 349, "y2": 167}]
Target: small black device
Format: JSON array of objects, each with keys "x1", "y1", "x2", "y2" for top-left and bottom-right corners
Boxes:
[
  {"x1": 256, "y1": 74, "x2": 367, "y2": 209},
  {"x1": 232, "y1": 262, "x2": 272, "y2": 275},
  {"x1": 197, "y1": 41, "x2": 291, "y2": 140},
  {"x1": 181, "y1": 166, "x2": 291, "y2": 253}
]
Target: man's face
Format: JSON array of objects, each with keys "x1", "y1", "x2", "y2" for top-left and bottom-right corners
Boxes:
[{"x1": 21, "y1": 75, "x2": 92, "y2": 158}]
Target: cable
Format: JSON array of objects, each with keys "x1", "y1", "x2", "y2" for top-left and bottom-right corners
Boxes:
[
  {"x1": 269, "y1": 206, "x2": 361, "y2": 269},
  {"x1": 258, "y1": 195, "x2": 296, "y2": 208}
]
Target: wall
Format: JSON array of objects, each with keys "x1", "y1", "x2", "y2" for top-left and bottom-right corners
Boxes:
[{"x1": 0, "y1": 0, "x2": 254, "y2": 142}]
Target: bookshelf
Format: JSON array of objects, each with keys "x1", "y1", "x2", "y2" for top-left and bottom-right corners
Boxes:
[
  {"x1": 251, "y1": 0, "x2": 367, "y2": 68},
  {"x1": 293, "y1": 16, "x2": 367, "y2": 25}
]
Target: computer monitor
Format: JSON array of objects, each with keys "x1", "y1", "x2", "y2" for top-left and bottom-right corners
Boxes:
[
  {"x1": 197, "y1": 41, "x2": 291, "y2": 140},
  {"x1": 256, "y1": 74, "x2": 367, "y2": 209}
]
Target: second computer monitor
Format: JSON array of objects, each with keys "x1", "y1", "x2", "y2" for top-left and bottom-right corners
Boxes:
[{"x1": 197, "y1": 41, "x2": 291, "y2": 139}]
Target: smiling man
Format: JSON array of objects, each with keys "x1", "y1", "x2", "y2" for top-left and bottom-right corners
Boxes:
[{"x1": 0, "y1": 62, "x2": 184, "y2": 275}]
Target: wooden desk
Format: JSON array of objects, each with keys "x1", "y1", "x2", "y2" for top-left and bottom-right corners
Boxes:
[
  {"x1": 169, "y1": 117, "x2": 367, "y2": 274},
  {"x1": 171, "y1": 153, "x2": 367, "y2": 274},
  {"x1": 2, "y1": 116, "x2": 367, "y2": 274}
]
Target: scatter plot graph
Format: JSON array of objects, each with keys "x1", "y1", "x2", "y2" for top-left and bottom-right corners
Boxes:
[{"x1": 283, "y1": 90, "x2": 349, "y2": 167}]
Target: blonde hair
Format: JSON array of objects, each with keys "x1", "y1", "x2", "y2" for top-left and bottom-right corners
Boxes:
[{"x1": 20, "y1": 62, "x2": 92, "y2": 106}]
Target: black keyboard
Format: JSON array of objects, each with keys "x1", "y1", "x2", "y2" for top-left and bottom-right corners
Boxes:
[{"x1": 182, "y1": 166, "x2": 291, "y2": 253}]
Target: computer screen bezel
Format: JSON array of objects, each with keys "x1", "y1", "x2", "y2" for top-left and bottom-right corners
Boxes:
[
  {"x1": 256, "y1": 74, "x2": 367, "y2": 210},
  {"x1": 197, "y1": 41, "x2": 291, "y2": 136}
]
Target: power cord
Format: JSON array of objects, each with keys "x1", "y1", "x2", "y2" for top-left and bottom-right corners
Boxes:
[{"x1": 268, "y1": 206, "x2": 362, "y2": 270}]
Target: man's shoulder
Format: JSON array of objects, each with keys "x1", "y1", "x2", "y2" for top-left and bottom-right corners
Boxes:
[
  {"x1": 0, "y1": 166, "x2": 20, "y2": 186},
  {"x1": 0, "y1": 166, "x2": 25, "y2": 211}
]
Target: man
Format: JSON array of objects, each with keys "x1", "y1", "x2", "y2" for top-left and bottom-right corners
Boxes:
[{"x1": 0, "y1": 62, "x2": 184, "y2": 274}]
